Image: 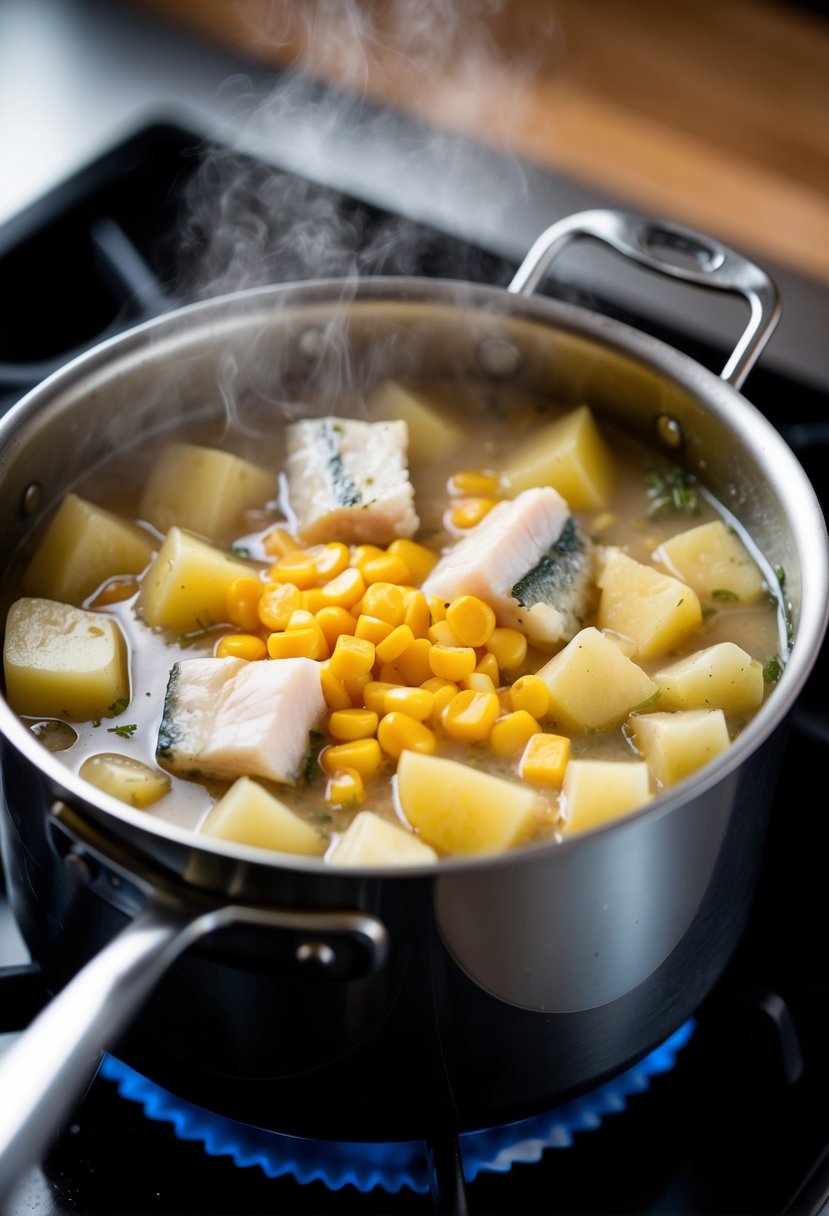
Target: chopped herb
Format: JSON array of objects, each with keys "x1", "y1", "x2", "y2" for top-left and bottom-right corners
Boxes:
[
  {"x1": 177, "y1": 622, "x2": 217, "y2": 648},
  {"x1": 763, "y1": 655, "x2": 782, "y2": 684},
  {"x1": 711, "y1": 588, "x2": 739, "y2": 601},
  {"x1": 231, "y1": 545, "x2": 251, "y2": 559},
  {"x1": 644, "y1": 462, "x2": 700, "y2": 518},
  {"x1": 303, "y1": 730, "x2": 328, "y2": 786},
  {"x1": 108, "y1": 697, "x2": 130, "y2": 713},
  {"x1": 702, "y1": 607, "x2": 718, "y2": 624},
  {"x1": 91, "y1": 718, "x2": 101, "y2": 728},
  {"x1": 107, "y1": 723, "x2": 137, "y2": 738},
  {"x1": 775, "y1": 566, "x2": 786, "y2": 589}
]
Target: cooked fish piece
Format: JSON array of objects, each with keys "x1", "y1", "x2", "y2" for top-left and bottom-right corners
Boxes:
[
  {"x1": 157, "y1": 656, "x2": 325, "y2": 785},
  {"x1": 421, "y1": 486, "x2": 595, "y2": 646},
  {"x1": 285, "y1": 417, "x2": 419, "y2": 545}
]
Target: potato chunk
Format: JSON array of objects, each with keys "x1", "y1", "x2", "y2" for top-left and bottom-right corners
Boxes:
[
  {"x1": 629, "y1": 709, "x2": 730, "y2": 788},
  {"x1": 136, "y1": 527, "x2": 259, "y2": 632},
  {"x1": 596, "y1": 547, "x2": 702, "y2": 659},
  {"x1": 3, "y1": 598, "x2": 129, "y2": 721},
  {"x1": 22, "y1": 493, "x2": 155, "y2": 606},
  {"x1": 199, "y1": 776, "x2": 326, "y2": 855},
  {"x1": 535, "y1": 626, "x2": 658, "y2": 733},
  {"x1": 138, "y1": 443, "x2": 275, "y2": 541},
  {"x1": 653, "y1": 642, "x2": 765, "y2": 715},
  {"x1": 654, "y1": 520, "x2": 766, "y2": 604},
  {"x1": 366, "y1": 380, "x2": 465, "y2": 464},
  {"x1": 396, "y1": 750, "x2": 540, "y2": 855},
  {"x1": 327, "y1": 811, "x2": 438, "y2": 866},
  {"x1": 79, "y1": 753, "x2": 171, "y2": 808},
  {"x1": 562, "y1": 759, "x2": 652, "y2": 835},
  {"x1": 502, "y1": 404, "x2": 614, "y2": 509}
]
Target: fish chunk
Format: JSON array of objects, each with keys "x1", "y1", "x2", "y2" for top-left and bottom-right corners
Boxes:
[
  {"x1": 421, "y1": 487, "x2": 595, "y2": 646},
  {"x1": 157, "y1": 656, "x2": 325, "y2": 785},
  {"x1": 285, "y1": 417, "x2": 419, "y2": 544}
]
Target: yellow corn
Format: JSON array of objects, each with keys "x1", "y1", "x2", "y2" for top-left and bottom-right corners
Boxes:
[
  {"x1": 448, "y1": 497, "x2": 497, "y2": 529},
  {"x1": 445, "y1": 595, "x2": 496, "y2": 648},
  {"x1": 344, "y1": 671, "x2": 373, "y2": 705},
  {"x1": 263, "y1": 526, "x2": 302, "y2": 558},
  {"x1": 351, "y1": 544, "x2": 386, "y2": 573},
  {"x1": 383, "y1": 685, "x2": 435, "y2": 722},
  {"x1": 475, "y1": 652, "x2": 500, "y2": 684},
  {"x1": 319, "y1": 566, "x2": 366, "y2": 609},
  {"x1": 266, "y1": 628, "x2": 324, "y2": 660},
  {"x1": 354, "y1": 614, "x2": 394, "y2": 646},
  {"x1": 269, "y1": 550, "x2": 319, "y2": 589},
  {"x1": 489, "y1": 710, "x2": 541, "y2": 758},
  {"x1": 325, "y1": 767, "x2": 365, "y2": 810},
  {"x1": 509, "y1": 674, "x2": 550, "y2": 719},
  {"x1": 301, "y1": 588, "x2": 328, "y2": 614},
  {"x1": 428, "y1": 681, "x2": 460, "y2": 723},
  {"x1": 447, "y1": 469, "x2": 500, "y2": 497},
  {"x1": 360, "y1": 581, "x2": 406, "y2": 626},
  {"x1": 363, "y1": 680, "x2": 401, "y2": 714},
  {"x1": 378, "y1": 661, "x2": 408, "y2": 685},
  {"x1": 387, "y1": 539, "x2": 438, "y2": 583},
  {"x1": 329, "y1": 634, "x2": 376, "y2": 681},
  {"x1": 428, "y1": 619, "x2": 459, "y2": 647},
  {"x1": 328, "y1": 707, "x2": 379, "y2": 741},
  {"x1": 319, "y1": 664, "x2": 353, "y2": 711},
  {"x1": 257, "y1": 582, "x2": 302, "y2": 631},
  {"x1": 311, "y1": 542, "x2": 350, "y2": 581},
  {"x1": 429, "y1": 645, "x2": 477, "y2": 682},
  {"x1": 395, "y1": 638, "x2": 434, "y2": 686},
  {"x1": 321, "y1": 738, "x2": 383, "y2": 779},
  {"x1": 315, "y1": 605, "x2": 358, "y2": 650},
  {"x1": 375, "y1": 623, "x2": 415, "y2": 664},
  {"x1": 215, "y1": 633, "x2": 268, "y2": 662},
  {"x1": 361, "y1": 553, "x2": 412, "y2": 586},
  {"x1": 519, "y1": 732, "x2": 570, "y2": 786},
  {"x1": 426, "y1": 594, "x2": 448, "y2": 624},
  {"x1": 441, "y1": 689, "x2": 500, "y2": 743},
  {"x1": 461, "y1": 671, "x2": 496, "y2": 695},
  {"x1": 227, "y1": 576, "x2": 264, "y2": 632},
  {"x1": 486, "y1": 627, "x2": 528, "y2": 672},
  {"x1": 403, "y1": 590, "x2": 432, "y2": 638},
  {"x1": 377, "y1": 712, "x2": 437, "y2": 760},
  {"x1": 286, "y1": 610, "x2": 330, "y2": 660}
]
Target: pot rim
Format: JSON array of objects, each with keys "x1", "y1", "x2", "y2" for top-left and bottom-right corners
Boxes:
[{"x1": 1, "y1": 275, "x2": 827, "y2": 880}]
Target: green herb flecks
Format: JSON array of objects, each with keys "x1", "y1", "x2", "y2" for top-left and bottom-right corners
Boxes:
[
  {"x1": 644, "y1": 462, "x2": 701, "y2": 519},
  {"x1": 107, "y1": 722, "x2": 137, "y2": 738},
  {"x1": 711, "y1": 588, "x2": 739, "y2": 602},
  {"x1": 303, "y1": 730, "x2": 328, "y2": 786},
  {"x1": 763, "y1": 654, "x2": 783, "y2": 685}
]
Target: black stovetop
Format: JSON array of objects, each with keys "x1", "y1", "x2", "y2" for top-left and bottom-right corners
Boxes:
[{"x1": 1, "y1": 121, "x2": 829, "y2": 1216}]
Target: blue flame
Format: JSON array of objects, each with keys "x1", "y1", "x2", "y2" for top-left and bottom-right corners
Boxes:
[{"x1": 100, "y1": 1017, "x2": 695, "y2": 1194}]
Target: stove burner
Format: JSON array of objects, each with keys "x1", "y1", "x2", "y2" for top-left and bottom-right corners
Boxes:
[{"x1": 99, "y1": 1019, "x2": 695, "y2": 1194}]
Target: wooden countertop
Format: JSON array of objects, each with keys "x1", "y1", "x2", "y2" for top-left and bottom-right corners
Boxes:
[{"x1": 133, "y1": 0, "x2": 829, "y2": 284}]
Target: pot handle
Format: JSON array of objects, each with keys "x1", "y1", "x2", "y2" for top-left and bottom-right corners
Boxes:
[
  {"x1": 0, "y1": 803, "x2": 387, "y2": 1205},
  {"x1": 508, "y1": 208, "x2": 781, "y2": 390}
]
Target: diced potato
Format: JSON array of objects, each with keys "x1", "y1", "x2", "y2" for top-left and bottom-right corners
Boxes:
[
  {"x1": 396, "y1": 749, "x2": 540, "y2": 855},
  {"x1": 366, "y1": 381, "x2": 465, "y2": 464},
  {"x1": 327, "y1": 811, "x2": 439, "y2": 866},
  {"x1": 3, "y1": 597, "x2": 129, "y2": 721},
  {"x1": 199, "y1": 776, "x2": 327, "y2": 856},
  {"x1": 136, "y1": 527, "x2": 259, "y2": 632},
  {"x1": 596, "y1": 547, "x2": 702, "y2": 659},
  {"x1": 22, "y1": 493, "x2": 155, "y2": 606},
  {"x1": 502, "y1": 404, "x2": 614, "y2": 509},
  {"x1": 654, "y1": 520, "x2": 766, "y2": 604},
  {"x1": 654, "y1": 642, "x2": 765, "y2": 715},
  {"x1": 629, "y1": 709, "x2": 730, "y2": 788},
  {"x1": 138, "y1": 443, "x2": 275, "y2": 541},
  {"x1": 535, "y1": 626, "x2": 658, "y2": 733},
  {"x1": 561, "y1": 759, "x2": 652, "y2": 835},
  {"x1": 79, "y1": 753, "x2": 171, "y2": 808}
]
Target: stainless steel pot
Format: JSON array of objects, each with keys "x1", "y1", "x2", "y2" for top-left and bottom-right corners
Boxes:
[{"x1": 0, "y1": 210, "x2": 826, "y2": 1201}]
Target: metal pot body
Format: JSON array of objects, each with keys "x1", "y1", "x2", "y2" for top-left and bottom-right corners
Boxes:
[{"x1": 0, "y1": 234, "x2": 826, "y2": 1147}]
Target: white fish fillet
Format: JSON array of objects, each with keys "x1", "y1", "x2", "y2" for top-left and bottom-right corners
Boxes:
[
  {"x1": 421, "y1": 486, "x2": 595, "y2": 646},
  {"x1": 157, "y1": 656, "x2": 325, "y2": 785},
  {"x1": 285, "y1": 417, "x2": 419, "y2": 544}
]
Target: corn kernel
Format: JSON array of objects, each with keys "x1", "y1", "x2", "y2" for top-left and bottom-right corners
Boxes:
[
  {"x1": 375, "y1": 624, "x2": 415, "y2": 664},
  {"x1": 475, "y1": 652, "x2": 500, "y2": 684},
  {"x1": 361, "y1": 553, "x2": 412, "y2": 586},
  {"x1": 215, "y1": 633, "x2": 268, "y2": 662},
  {"x1": 286, "y1": 610, "x2": 330, "y2": 660},
  {"x1": 329, "y1": 707, "x2": 379, "y2": 741},
  {"x1": 429, "y1": 681, "x2": 460, "y2": 723},
  {"x1": 509, "y1": 674, "x2": 550, "y2": 719},
  {"x1": 377, "y1": 712, "x2": 437, "y2": 760},
  {"x1": 270, "y1": 550, "x2": 319, "y2": 589},
  {"x1": 428, "y1": 619, "x2": 459, "y2": 647},
  {"x1": 378, "y1": 661, "x2": 408, "y2": 685},
  {"x1": 429, "y1": 645, "x2": 477, "y2": 682},
  {"x1": 403, "y1": 590, "x2": 432, "y2": 638},
  {"x1": 363, "y1": 680, "x2": 401, "y2": 714},
  {"x1": 257, "y1": 582, "x2": 302, "y2": 631},
  {"x1": 446, "y1": 595, "x2": 496, "y2": 648},
  {"x1": 321, "y1": 738, "x2": 383, "y2": 779},
  {"x1": 300, "y1": 587, "x2": 327, "y2": 614},
  {"x1": 311, "y1": 542, "x2": 350, "y2": 580},
  {"x1": 490, "y1": 710, "x2": 541, "y2": 758},
  {"x1": 354, "y1": 614, "x2": 394, "y2": 645},
  {"x1": 329, "y1": 634, "x2": 376, "y2": 682},
  {"x1": 90, "y1": 576, "x2": 140, "y2": 608},
  {"x1": 387, "y1": 539, "x2": 438, "y2": 583},
  {"x1": 461, "y1": 671, "x2": 496, "y2": 694},
  {"x1": 441, "y1": 689, "x2": 501, "y2": 742},
  {"x1": 315, "y1": 605, "x2": 358, "y2": 650},
  {"x1": 320, "y1": 664, "x2": 352, "y2": 711},
  {"x1": 449, "y1": 497, "x2": 497, "y2": 529},
  {"x1": 486, "y1": 627, "x2": 528, "y2": 671},
  {"x1": 319, "y1": 566, "x2": 366, "y2": 609},
  {"x1": 344, "y1": 671, "x2": 373, "y2": 705},
  {"x1": 426, "y1": 594, "x2": 448, "y2": 624},
  {"x1": 383, "y1": 685, "x2": 435, "y2": 722},
  {"x1": 266, "y1": 628, "x2": 324, "y2": 660},
  {"x1": 325, "y1": 767, "x2": 365, "y2": 810},
  {"x1": 360, "y1": 581, "x2": 406, "y2": 626},
  {"x1": 351, "y1": 544, "x2": 386, "y2": 573},
  {"x1": 263, "y1": 526, "x2": 302, "y2": 558},
  {"x1": 395, "y1": 638, "x2": 434, "y2": 686},
  {"x1": 519, "y1": 732, "x2": 570, "y2": 786},
  {"x1": 227, "y1": 576, "x2": 264, "y2": 632},
  {"x1": 447, "y1": 469, "x2": 500, "y2": 497}
]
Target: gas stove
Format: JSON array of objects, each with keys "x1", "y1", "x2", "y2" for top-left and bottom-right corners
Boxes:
[{"x1": 1, "y1": 119, "x2": 829, "y2": 1216}]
